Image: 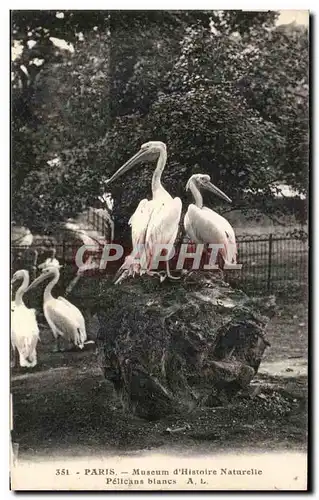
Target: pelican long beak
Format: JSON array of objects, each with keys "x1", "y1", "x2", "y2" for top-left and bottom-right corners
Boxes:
[
  {"x1": 26, "y1": 273, "x2": 49, "y2": 292},
  {"x1": 105, "y1": 148, "x2": 158, "y2": 185},
  {"x1": 205, "y1": 181, "x2": 232, "y2": 203},
  {"x1": 11, "y1": 276, "x2": 18, "y2": 285}
]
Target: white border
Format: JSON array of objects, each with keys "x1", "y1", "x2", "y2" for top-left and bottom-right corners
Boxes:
[
  {"x1": 3, "y1": 2, "x2": 315, "y2": 11},
  {"x1": 3, "y1": 3, "x2": 316, "y2": 498},
  {"x1": 1, "y1": 5, "x2": 10, "y2": 500}
]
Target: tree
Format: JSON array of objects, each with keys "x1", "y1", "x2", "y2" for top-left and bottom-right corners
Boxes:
[
  {"x1": 106, "y1": 12, "x2": 308, "y2": 238},
  {"x1": 12, "y1": 11, "x2": 111, "y2": 232},
  {"x1": 11, "y1": 10, "x2": 308, "y2": 235},
  {"x1": 236, "y1": 22, "x2": 309, "y2": 195}
]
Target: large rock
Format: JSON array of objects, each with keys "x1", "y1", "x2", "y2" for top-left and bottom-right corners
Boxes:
[{"x1": 96, "y1": 272, "x2": 275, "y2": 420}]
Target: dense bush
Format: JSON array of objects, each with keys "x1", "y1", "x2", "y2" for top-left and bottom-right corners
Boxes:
[{"x1": 11, "y1": 10, "x2": 308, "y2": 235}]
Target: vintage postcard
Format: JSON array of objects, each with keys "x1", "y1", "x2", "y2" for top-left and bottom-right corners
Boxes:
[{"x1": 10, "y1": 9, "x2": 309, "y2": 491}]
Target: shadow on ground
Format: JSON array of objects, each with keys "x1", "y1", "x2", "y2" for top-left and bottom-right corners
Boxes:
[{"x1": 11, "y1": 297, "x2": 308, "y2": 460}]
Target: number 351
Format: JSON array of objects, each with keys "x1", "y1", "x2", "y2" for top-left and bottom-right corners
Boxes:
[{"x1": 55, "y1": 469, "x2": 70, "y2": 475}]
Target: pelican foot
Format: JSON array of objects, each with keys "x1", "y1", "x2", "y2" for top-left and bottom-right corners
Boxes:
[
  {"x1": 167, "y1": 272, "x2": 182, "y2": 280},
  {"x1": 165, "y1": 268, "x2": 185, "y2": 280},
  {"x1": 165, "y1": 261, "x2": 183, "y2": 281},
  {"x1": 147, "y1": 271, "x2": 167, "y2": 282}
]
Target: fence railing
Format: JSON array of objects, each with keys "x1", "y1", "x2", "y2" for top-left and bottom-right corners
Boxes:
[
  {"x1": 228, "y1": 233, "x2": 308, "y2": 293},
  {"x1": 11, "y1": 232, "x2": 308, "y2": 296},
  {"x1": 87, "y1": 207, "x2": 113, "y2": 240}
]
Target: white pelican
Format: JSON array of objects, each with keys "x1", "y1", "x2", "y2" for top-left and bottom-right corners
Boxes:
[
  {"x1": 105, "y1": 141, "x2": 182, "y2": 282},
  {"x1": 11, "y1": 270, "x2": 39, "y2": 368},
  {"x1": 184, "y1": 174, "x2": 237, "y2": 267},
  {"x1": 38, "y1": 248, "x2": 60, "y2": 271},
  {"x1": 26, "y1": 266, "x2": 87, "y2": 351}
]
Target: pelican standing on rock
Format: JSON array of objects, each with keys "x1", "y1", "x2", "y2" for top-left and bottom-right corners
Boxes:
[
  {"x1": 105, "y1": 141, "x2": 182, "y2": 282},
  {"x1": 11, "y1": 270, "x2": 39, "y2": 368},
  {"x1": 184, "y1": 174, "x2": 237, "y2": 267},
  {"x1": 26, "y1": 266, "x2": 87, "y2": 351}
]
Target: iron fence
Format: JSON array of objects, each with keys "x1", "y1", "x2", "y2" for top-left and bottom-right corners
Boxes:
[
  {"x1": 228, "y1": 233, "x2": 308, "y2": 294},
  {"x1": 87, "y1": 207, "x2": 113, "y2": 240},
  {"x1": 11, "y1": 232, "x2": 308, "y2": 296}
]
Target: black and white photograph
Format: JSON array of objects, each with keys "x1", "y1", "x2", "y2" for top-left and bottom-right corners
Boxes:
[{"x1": 10, "y1": 8, "x2": 309, "y2": 491}]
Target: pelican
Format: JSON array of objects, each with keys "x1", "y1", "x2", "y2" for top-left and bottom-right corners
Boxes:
[
  {"x1": 26, "y1": 266, "x2": 87, "y2": 351},
  {"x1": 11, "y1": 270, "x2": 39, "y2": 368},
  {"x1": 184, "y1": 174, "x2": 237, "y2": 267},
  {"x1": 105, "y1": 141, "x2": 182, "y2": 282},
  {"x1": 38, "y1": 247, "x2": 60, "y2": 271}
]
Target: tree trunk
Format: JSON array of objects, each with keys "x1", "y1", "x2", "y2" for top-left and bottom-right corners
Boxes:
[{"x1": 97, "y1": 271, "x2": 275, "y2": 420}]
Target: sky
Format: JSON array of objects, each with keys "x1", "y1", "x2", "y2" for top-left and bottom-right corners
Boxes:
[{"x1": 276, "y1": 9, "x2": 309, "y2": 26}]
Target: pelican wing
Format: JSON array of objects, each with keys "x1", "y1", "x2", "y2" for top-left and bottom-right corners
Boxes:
[
  {"x1": 11, "y1": 305, "x2": 39, "y2": 338},
  {"x1": 11, "y1": 304, "x2": 39, "y2": 365},
  {"x1": 186, "y1": 205, "x2": 237, "y2": 263},
  {"x1": 45, "y1": 299, "x2": 86, "y2": 343},
  {"x1": 129, "y1": 199, "x2": 156, "y2": 247},
  {"x1": 57, "y1": 297, "x2": 86, "y2": 329},
  {"x1": 113, "y1": 199, "x2": 157, "y2": 281},
  {"x1": 202, "y1": 207, "x2": 237, "y2": 263},
  {"x1": 144, "y1": 197, "x2": 182, "y2": 268},
  {"x1": 202, "y1": 207, "x2": 236, "y2": 242}
]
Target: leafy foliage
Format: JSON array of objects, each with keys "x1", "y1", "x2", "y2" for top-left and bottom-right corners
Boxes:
[{"x1": 11, "y1": 10, "x2": 308, "y2": 235}]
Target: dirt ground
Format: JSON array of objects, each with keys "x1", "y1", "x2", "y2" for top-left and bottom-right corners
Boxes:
[{"x1": 11, "y1": 295, "x2": 308, "y2": 461}]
